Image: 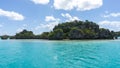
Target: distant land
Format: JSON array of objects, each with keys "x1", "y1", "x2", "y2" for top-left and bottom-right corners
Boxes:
[{"x1": 0, "y1": 20, "x2": 120, "y2": 40}]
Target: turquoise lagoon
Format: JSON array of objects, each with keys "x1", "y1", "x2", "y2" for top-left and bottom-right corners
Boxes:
[{"x1": 0, "y1": 40, "x2": 120, "y2": 68}]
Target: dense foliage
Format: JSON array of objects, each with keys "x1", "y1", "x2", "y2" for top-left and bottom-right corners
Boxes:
[
  {"x1": 48, "y1": 29, "x2": 64, "y2": 40},
  {"x1": 1, "y1": 20, "x2": 119, "y2": 40},
  {"x1": 114, "y1": 31, "x2": 120, "y2": 39},
  {"x1": 49, "y1": 20, "x2": 114, "y2": 40},
  {"x1": 35, "y1": 32, "x2": 49, "y2": 39},
  {"x1": 0, "y1": 35, "x2": 9, "y2": 40},
  {"x1": 13, "y1": 30, "x2": 35, "y2": 39}
]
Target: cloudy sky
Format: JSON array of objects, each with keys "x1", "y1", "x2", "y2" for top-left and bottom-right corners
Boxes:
[{"x1": 0, "y1": 0, "x2": 120, "y2": 35}]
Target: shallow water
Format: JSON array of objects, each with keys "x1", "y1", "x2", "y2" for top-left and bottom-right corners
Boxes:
[{"x1": 0, "y1": 40, "x2": 120, "y2": 68}]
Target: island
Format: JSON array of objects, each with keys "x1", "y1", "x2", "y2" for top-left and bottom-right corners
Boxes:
[{"x1": 1, "y1": 20, "x2": 120, "y2": 40}]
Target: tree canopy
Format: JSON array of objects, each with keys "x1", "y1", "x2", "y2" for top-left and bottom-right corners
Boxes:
[
  {"x1": 2, "y1": 20, "x2": 119, "y2": 40},
  {"x1": 14, "y1": 30, "x2": 35, "y2": 39},
  {"x1": 48, "y1": 20, "x2": 114, "y2": 40}
]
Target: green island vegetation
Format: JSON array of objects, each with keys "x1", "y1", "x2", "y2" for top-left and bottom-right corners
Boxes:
[
  {"x1": 0, "y1": 20, "x2": 120, "y2": 40},
  {"x1": 0, "y1": 35, "x2": 9, "y2": 40}
]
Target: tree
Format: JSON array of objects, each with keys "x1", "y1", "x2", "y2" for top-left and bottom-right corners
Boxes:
[
  {"x1": 1, "y1": 35, "x2": 9, "y2": 40},
  {"x1": 36, "y1": 32, "x2": 49, "y2": 39},
  {"x1": 83, "y1": 29, "x2": 97, "y2": 39},
  {"x1": 45, "y1": 20, "x2": 114, "y2": 40},
  {"x1": 48, "y1": 29, "x2": 64, "y2": 40},
  {"x1": 99, "y1": 28, "x2": 112, "y2": 39},
  {"x1": 9, "y1": 20, "x2": 116, "y2": 40},
  {"x1": 15, "y1": 29, "x2": 35, "y2": 39},
  {"x1": 69, "y1": 27, "x2": 84, "y2": 39}
]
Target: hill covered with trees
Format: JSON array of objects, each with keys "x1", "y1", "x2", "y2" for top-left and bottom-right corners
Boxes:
[
  {"x1": 10, "y1": 30, "x2": 35, "y2": 39},
  {"x1": 1, "y1": 20, "x2": 119, "y2": 40},
  {"x1": 46, "y1": 20, "x2": 114, "y2": 40}
]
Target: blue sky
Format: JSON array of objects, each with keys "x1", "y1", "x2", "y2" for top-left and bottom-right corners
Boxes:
[{"x1": 0, "y1": 0, "x2": 120, "y2": 35}]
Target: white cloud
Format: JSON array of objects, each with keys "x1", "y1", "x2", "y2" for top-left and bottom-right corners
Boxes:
[
  {"x1": 61, "y1": 13, "x2": 80, "y2": 21},
  {"x1": 0, "y1": 9, "x2": 24, "y2": 21},
  {"x1": 0, "y1": 32, "x2": 9, "y2": 35},
  {"x1": 98, "y1": 20, "x2": 120, "y2": 31},
  {"x1": 103, "y1": 12, "x2": 120, "y2": 18},
  {"x1": 31, "y1": 0, "x2": 49, "y2": 5},
  {"x1": 35, "y1": 16, "x2": 60, "y2": 31},
  {"x1": 16, "y1": 27, "x2": 25, "y2": 33},
  {"x1": 53, "y1": 0, "x2": 103, "y2": 11},
  {"x1": 35, "y1": 22, "x2": 59, "y2": 30},
  {"x1": 16, "y1": 24, "x2": 28, "y2": 33},
  {"x1": 45, "y1": 16, "x2": 60, "y2": 22},
  {"x1": 0, "y1": 24, "x2": 3, "y2": 28}
]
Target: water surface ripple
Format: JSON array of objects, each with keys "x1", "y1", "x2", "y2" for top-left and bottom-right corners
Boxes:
[{"x1": 0, "y1": 40, "x2": 120, "y2": 68}]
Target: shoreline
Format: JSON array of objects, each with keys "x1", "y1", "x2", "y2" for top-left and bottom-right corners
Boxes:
[{"x1": 0, "y1": 38, "x2": 116, "y2": 41}]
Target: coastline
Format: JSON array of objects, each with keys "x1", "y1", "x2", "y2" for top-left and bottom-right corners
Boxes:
[{"x1": 0, "y1": 38, "x2": 115, "y2": 41}]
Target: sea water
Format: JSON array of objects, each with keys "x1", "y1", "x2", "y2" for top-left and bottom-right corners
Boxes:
[{"x1": 0, "y1": 40, "x2": 120, "y2": 68}]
